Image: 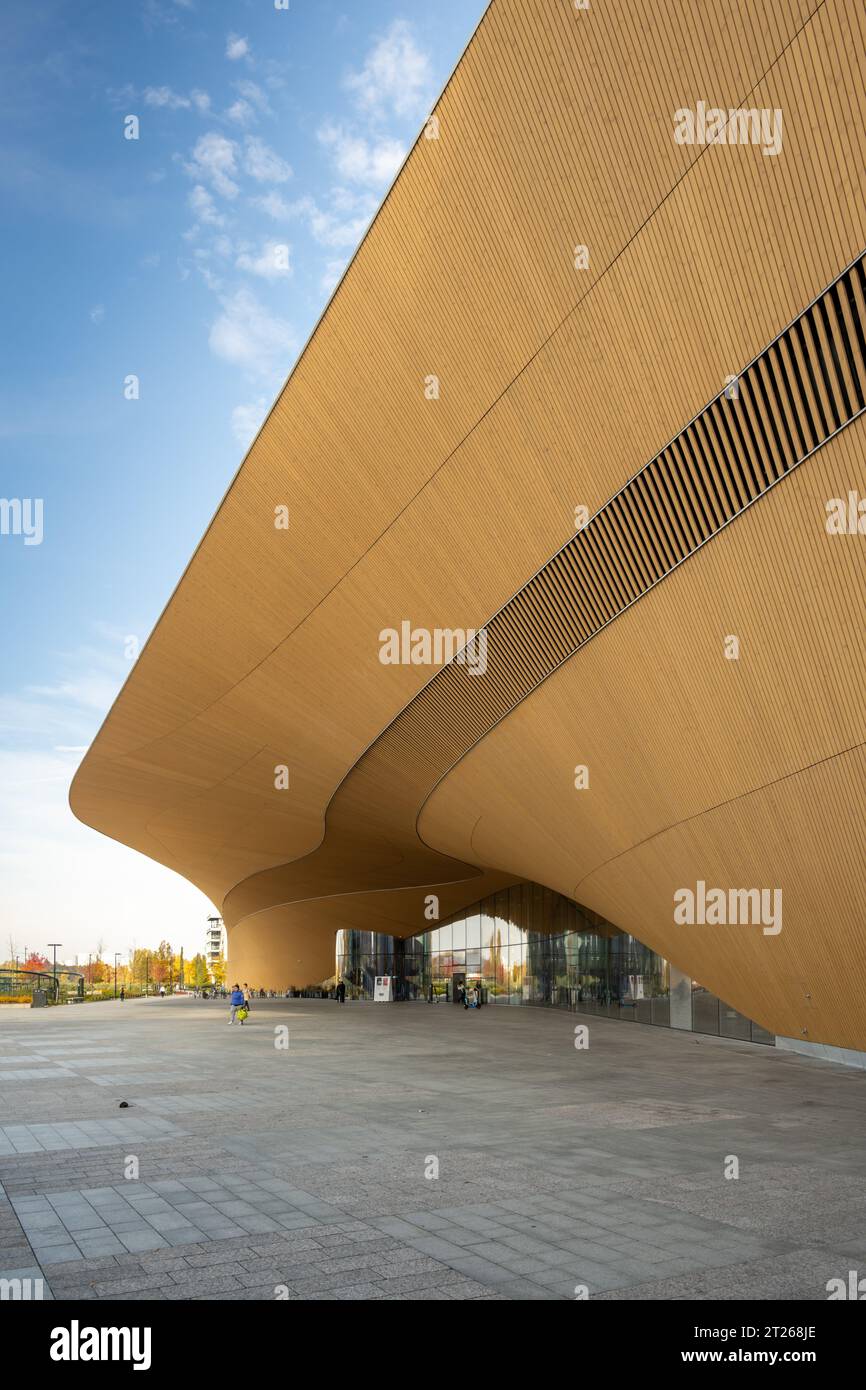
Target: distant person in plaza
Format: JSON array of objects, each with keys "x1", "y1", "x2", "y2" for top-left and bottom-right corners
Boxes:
[
  {"x1": 459, "y1": 984, "x2": 468, "y2": 1009},
  {"x1": 336, "y1": 980, "x2": 346, "y2": 1004},
  {"x1": 229, "y1": 983, "x2": 245, "y2": 1025},
  {"x1": 120, "y1": 986, "x2": 125, "y2": 1003},
  {"x1": 242, "y1": 982, "x2": 251, "y2": 1010}
]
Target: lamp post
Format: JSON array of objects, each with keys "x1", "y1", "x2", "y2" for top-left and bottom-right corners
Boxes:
[
  {"x1": 48, "y1": 943, "x2": 62, "y2": 1002},
  {"x1": 114, "y1": 952, "x2": 121, "y2": 999}
]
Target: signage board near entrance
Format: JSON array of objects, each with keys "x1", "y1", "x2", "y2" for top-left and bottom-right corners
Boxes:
[{"x1": 373, "y1": 976, "x2": 393, "y2": 1002}]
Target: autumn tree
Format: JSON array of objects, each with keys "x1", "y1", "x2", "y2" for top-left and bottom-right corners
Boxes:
[{"x1": 23, "y1": 952, "x2": 51, "y2": 973}]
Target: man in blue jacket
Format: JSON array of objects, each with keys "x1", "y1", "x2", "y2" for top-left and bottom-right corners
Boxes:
[{"x1": 228, "y1": 983, "x2": 244, "y2": 1025}]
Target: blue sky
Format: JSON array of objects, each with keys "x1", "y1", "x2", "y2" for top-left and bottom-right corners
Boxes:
[{"x1": 0, "y1": 0, "x2": 487, "y2": 967}]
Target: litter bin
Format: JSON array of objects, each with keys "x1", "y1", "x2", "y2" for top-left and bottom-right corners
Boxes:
[{"x1": 31, "y1": 989, "x2": 47, "y2": 1008}]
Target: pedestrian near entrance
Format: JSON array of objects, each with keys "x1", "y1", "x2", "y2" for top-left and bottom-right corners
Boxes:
[
  {"x1": 120, "y1": 987, "x2": 125, "y2": 1003},
  {"x1": 242, "y1": 982, "x2": 251, "y2": 1012},
  {"x1": 229, "y1": 983, "x2": 244, "y2": 1024},
  {"x1": 460, "y1": 984, "x2": 468, "y2": 1009},
  {"x1": 336, "y1": 980, "x2": 346, "y2": 1004}
]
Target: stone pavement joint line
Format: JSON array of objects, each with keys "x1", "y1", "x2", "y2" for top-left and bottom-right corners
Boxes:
[{"x1": 1, "y1": 998, "x2": 864, "y2": 1301}]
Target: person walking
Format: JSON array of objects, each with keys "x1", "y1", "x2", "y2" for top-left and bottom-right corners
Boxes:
[
  {"x1": 228, "y1": 983, "x2": 244, "y2": 1025},
  {"x1": 337, "y1": 980, "x2": 346, "y2": 1004},
  {"x1": 242, "y1": 982, "x2": 252, "y2": 1013},
  {"x1": 120, "y1": 986, "x2": 125, "y2": 1003}
]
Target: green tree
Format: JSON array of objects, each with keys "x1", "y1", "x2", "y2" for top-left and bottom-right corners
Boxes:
[{"x1": 189, "y1": 954, "x2": 209, "y2": 988}]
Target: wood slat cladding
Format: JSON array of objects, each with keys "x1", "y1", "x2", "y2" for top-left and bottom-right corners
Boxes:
[
  {"x1": 421, "y1": 416, "x2": 866, "y2": 1049},
  {"x1": 71, "y1": 0, "x2": 866, "y2": 1016},
  {"x1": 355, "y1": 257, "x2": 866, "y2": 798},
  {"x1": 72, "y1": 0, "x2": 866, "y2": 909}
]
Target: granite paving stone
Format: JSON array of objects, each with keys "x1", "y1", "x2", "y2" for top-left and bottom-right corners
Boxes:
[{"x1": 2, "y1": 997, "x2": 865, "y2": 1301}]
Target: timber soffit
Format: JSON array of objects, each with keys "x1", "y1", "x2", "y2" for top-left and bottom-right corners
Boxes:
[
  {"x1": 334, "y1": 254, "x2": 866, "y2": 832},
  {"x1": 224, "y1": 252, "x2": 865, "y2": 927},
  {"x1": 70, "y1": 0, "x2": 865, "y2": 928}
]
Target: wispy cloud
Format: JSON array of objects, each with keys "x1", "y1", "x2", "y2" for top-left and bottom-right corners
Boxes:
[
  {"x1": 344, "y1": 19, "x2": 433, "y2": 121},
  {"x1": 231, "y1": 397, "x2": 269, "y2": 448},
  {"x1": 208, "y1": 288, "x2": 297, "y2": 379},
  {"x1": 235, "y1": 239, "x2": 291, "y2": 280},
  {"x1": 243, "y1": 135, "x2": 292, "y2": 183},
  {"x1": 182, "y1": 131, "x2": 240, "y2": 198},
  {"x1": 317, "y1": 122, "x2": 405, "y2": 186},
  {"x1": 226, "y1": 33, "x2": 250, "y2": 62},
  {"x1": 284, "y1": 189, "x2": 377, "y2": 248},
  {"x1": 188, "y1": 183, "x2": 225, "y2": 226}
]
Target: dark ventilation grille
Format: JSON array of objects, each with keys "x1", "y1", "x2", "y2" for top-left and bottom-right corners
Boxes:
[{"x1": 367, "y1": 254, "x2": 866, "y2": 791}]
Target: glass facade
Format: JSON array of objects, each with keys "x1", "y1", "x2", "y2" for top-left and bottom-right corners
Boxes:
[{"x1": 336, "y1": 882, "x2": 774, "y2": 1045}]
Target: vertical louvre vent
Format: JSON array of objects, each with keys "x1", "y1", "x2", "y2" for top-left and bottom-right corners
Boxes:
[{"x1": 370, "y1": 254, "x2": 866, "y2": 785}]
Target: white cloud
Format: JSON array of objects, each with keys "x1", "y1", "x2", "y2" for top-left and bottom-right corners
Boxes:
[
  {"x1": 318, "y1": 122, "x2": 404, "y2": 186},
  {"x1": 142, "y1": 85, "x2": 210, "y2": 112},
  {"x1": 236, "y1": 239, "x2": 292, "y2": 280},
  {"x1": 226, "y1": 33, "x2": 250, "y2": 62},
  {"x1": 226, "y1": 99, "x2": 255, "y2": 127},
  {"x1": 184, "y1": 131, "x2": 240, "y2": 198},
  {"x1": 89, "y1": 304, "x2": 105, "y2": 324},
  {"x1": 28, "y1": 673, "x2": 124, "y2": 714},
  {"x1": 276, "y1": 190, "x2": 376, "y2": 249},
  {"x1": 144, "y1": 86, "x2": 190, "y2": 109},
  {"x1": 321, "y1": 259, "x2": 346, "y2": 295},
  {"x1": 345, "y1": 19, "x2": 433, "y2": 121},
  {"x1": 195, "y1": 263, "x2": 223, "y2": 292},
  {"x1": 209, "y1": 288, "x2": 297, "y2": 378},
  {"x1": 106, "y1": 83, "x2": 136, "y2": 109},
  {"x1": 234, "y1": 80, "x2": 270, "y2": 116},
  {"x1": 250, "y1": 190, "x2": 293, "y2": 221},
  {"x1": 188, "y1": 183, "x2": 225, "y2": 226},
  {"x1": 231, "y1": 398, "x2": 269, "y2": 448},
  {"x1": 244, "y1": 136, "x2": 292, "y2": 183}
]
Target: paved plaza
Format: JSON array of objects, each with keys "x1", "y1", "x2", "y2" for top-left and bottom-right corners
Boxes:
[{"x1": 1, "y1": 998, "x2": 865, "y2": 1301}]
